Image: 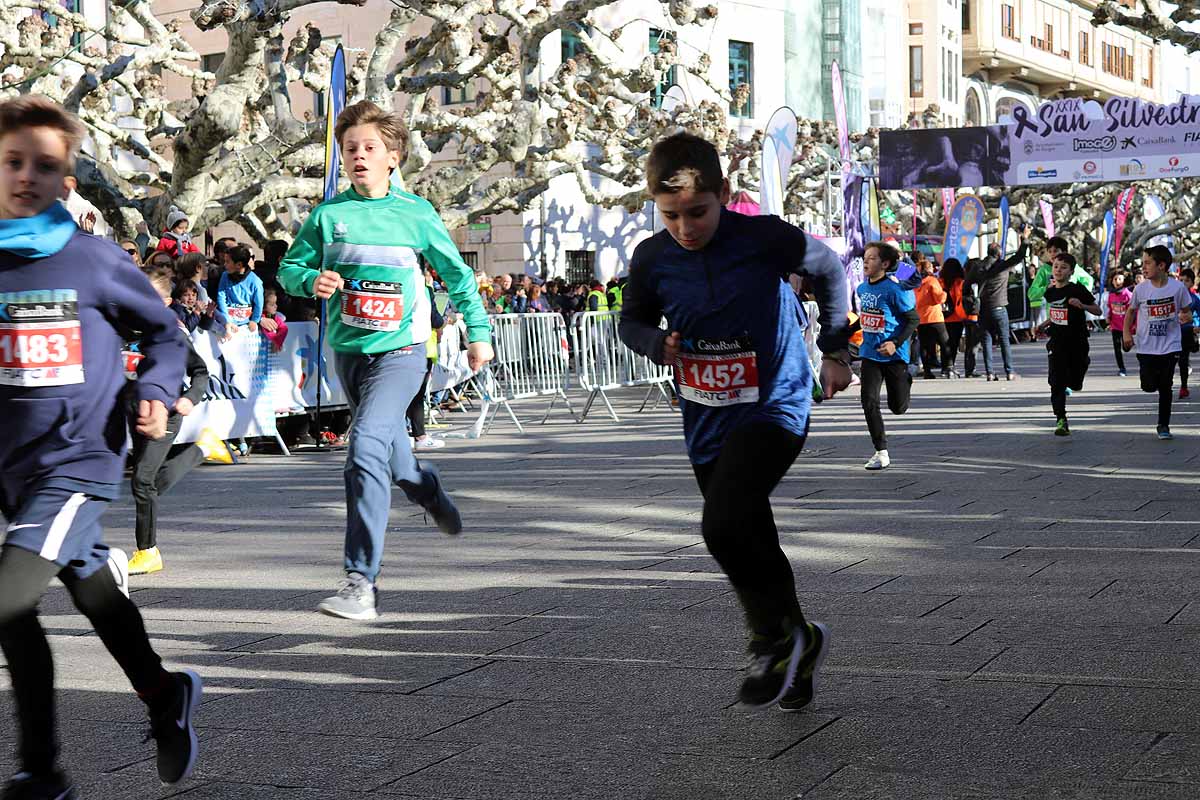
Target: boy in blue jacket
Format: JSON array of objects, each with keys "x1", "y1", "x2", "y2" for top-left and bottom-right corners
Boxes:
[
  {"x1": 0, "y1": 96, "x2": 202, "y2": 797},
  {"x1": 619, "y1": 132, "x2": 852, "y2": 712}
]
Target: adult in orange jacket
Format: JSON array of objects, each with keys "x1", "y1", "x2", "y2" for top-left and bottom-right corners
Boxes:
[
  {"x1": 915, "y1": 260, "x2": 949, "y2": 379},
  {"x1": 940, "y1": 258, "x2": 975, "y2": 378}
]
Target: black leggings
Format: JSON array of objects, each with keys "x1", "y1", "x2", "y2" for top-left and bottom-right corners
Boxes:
[
  {"x1": 692, "y1": 422, "x2": 806, "y2": 638},
  {"x1": 1179, "y1": 340, "x2": 1192, "y2": 389},
  {"x1": 859, "y1": 359, "x2": 912, "y2": 451},
  {"x1": 406, "y1": 358, "x2": 434, "y2": 439},
  {"x1": 918, "y1": 323, "x2": 948, "y2": 375},
  {"x1": 944, "y1": 321, "x2": 965, "y2": 372},
  {"x1": 0, "y1": 545, "x2": 166, "y2": 774},
  {"x1": 130, "y1": 413, "x2": 204, "y2": 550},
  {"x1": 1138, "y1": 353, "x2": 1178, "y2": 429},
  {"x1": 1111, "y1": 330, "x2": 1126, "y2": 374}
]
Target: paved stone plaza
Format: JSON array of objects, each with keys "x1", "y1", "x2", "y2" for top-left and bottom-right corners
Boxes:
[{"x1": 4, "y1": 341, "x2": 1200, "y2": 799}]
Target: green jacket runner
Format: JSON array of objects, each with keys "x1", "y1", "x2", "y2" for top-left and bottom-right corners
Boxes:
[
  {"x1": 1028, "y1": 261, "x2": 1095, "y2": 306},
  {"x1": 278, "y1": 187, "x2": 490, "y2": 354}
]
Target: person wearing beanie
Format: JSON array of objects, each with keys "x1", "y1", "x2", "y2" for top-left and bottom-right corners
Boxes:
[{"x1": 154, "y1": 209, "x2": 200, "y2": 260}]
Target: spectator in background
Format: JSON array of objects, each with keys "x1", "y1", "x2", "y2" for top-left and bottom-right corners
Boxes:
[
  {"x1": 940, "y1": 258, "x2": 970, "y2": 378},
  {"x1": 155, "y1": 209, "x2": 201, "y2": 259},
  {"x1": 260, "y1": 288, "x2": 289, "y2": 351},
  {"x1": 528, "y1": 284, "x2": 550, "y2": 312},
  {"x1": 587, "y1": 280, "x2": 609, "y2": 312},
  {"x1": 119, "y1": 240, "x2": 142, "y2": 265},
  {"x1": 134, "y1": 220, "x2": 152, "y2": 255},
  {"x1": 208, "y1": 236, "x2": 237, "y2": 298},
  {"x1": 258, "y1": 240, "x2": 288, "y2": 291},
  {"x1": 508, "y1": 284, "x2": 529, "y2": 314},
  {"x1": 217, "y1": 244, "x2": 266, "y2": 333},
  {"x1": 145, "y1": 250, "x2": 174, "y2": 271},
  {"x1": 968, "y1": 227, "x2": 1030, "y2": 381},
  {"x1": 915, "y1": 258, "x2": 949, "y2": 379}
]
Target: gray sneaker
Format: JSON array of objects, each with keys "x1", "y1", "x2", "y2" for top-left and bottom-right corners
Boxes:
[{"x1": 317, "y1": 573, "x2": 378, "y2": 620}]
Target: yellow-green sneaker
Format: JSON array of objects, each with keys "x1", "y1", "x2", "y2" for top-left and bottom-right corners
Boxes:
[
  {"x1": 778, "y1": 622, "x2": 830, "y2": 712},
  {"x1": 128, "y1": 547, "x2": 164, "y2": 575}
]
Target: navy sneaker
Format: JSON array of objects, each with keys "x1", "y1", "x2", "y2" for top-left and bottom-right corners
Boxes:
[
  {"x1": 147, "y1": 670, "x2": 202, "y2": 784},
  {"x1": 739, "y1": 626, "x2": 806, "y2": 709},
  {"x1": 419, "y1": 463, "x2": 462, "y2": 536},
  {"x1": 2, "y1": 772, "x2": 75, "y2": 800}
]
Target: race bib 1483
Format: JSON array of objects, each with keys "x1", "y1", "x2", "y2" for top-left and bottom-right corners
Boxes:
[{"x1": 0, "y1": 289, "x2": 84, "y2": 387}]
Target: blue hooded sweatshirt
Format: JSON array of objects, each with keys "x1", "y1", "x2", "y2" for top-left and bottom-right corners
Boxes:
[
  {"x1": 0, "y1": 204, "x2": 187, "y2": 497},
  {"x1": 217, "y1": 269, "x2": 264, "y2": 326}
]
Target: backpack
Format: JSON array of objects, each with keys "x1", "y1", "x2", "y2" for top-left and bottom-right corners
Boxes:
[{"x1": 962, "y1": 282, "x2": 981, "y2": 317}]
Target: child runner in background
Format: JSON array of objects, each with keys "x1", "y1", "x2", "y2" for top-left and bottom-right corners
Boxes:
[
  {"x1": 1106, "y1": 271, "x2": 1132, "y2": 377},
  {"x1": 1176, "y1": 269, "x2": 1200, "y2": 399},
  {"x1": 216, "y1": 244, "x2": 266, "y2": 334},
  {"x1": 279, "y1": 100, "x2": 493, "y2": 621},
  {"x1": 857, "y1": 241, "x2": 919, "y2": 471},
  {"x1": 260, "y1": 288, "x2": 289, "y2": 351},
  {"x1": 1039, "y1": 253, "x2": 1099, "y2": 436},
  {"x1": 914, "y1": 258, "x2": 948, "y2": 380},
  {"x1": 0, "y1": 95, "x2": 201, "y2": 795},
  {"x1": 1124, "y1": 246, "x2": 1193, "y2": 439},
  {"x1": 128, "y1": 265, "x2": 231, "y2": 575},
  {"x1": 619, "y1": 132, "x2": 851, "y2": 712}
]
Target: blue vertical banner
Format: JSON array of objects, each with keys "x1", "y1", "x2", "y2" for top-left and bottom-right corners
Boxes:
[
  {"x1": 999, "y1": 196, "x2": 1010, "y2": 255},
  {"x1": 941, "y1": 195, "x2": 985, "y2": 265},
  {"x1": 315, "y1": 45, "x2": 347, "y2": 437},
  {"x1": 1098, "y1": 210, "x2": 1116, "y2": 290},
  {"x1": 322, "y1": 45, "x2": 347, "y2": 202}
]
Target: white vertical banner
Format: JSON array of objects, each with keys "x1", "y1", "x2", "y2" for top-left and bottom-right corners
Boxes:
[
  {"x1": 272, "y1": 321, "x2": 347, "y2": 414},
  {"x1": 176, "y1": 329, "x2": 278, "y2": 443},
  {"x1": 761, "y1": 107, "x2": 798, "y2": 217}
]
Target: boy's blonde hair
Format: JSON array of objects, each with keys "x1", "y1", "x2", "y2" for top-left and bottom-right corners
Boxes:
[
  {"x1": 0, "y1": 95, "x2": 86, "y2": 172},
  {"x1": 334, "y1": 100, "x2": 408, "y2": 160}
]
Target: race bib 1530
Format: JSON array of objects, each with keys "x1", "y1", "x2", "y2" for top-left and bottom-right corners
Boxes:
[
  {"x1": 675, "y1": 337, "x2": 759, "y2": 408},
  {"x1": 0, "y1": 289, "x2": 84, "y2": 387},
  {"x1": 341, "y1": 279, "x2": 404, "y2": 332},
  {"x1": 1049, "y1": 304, "x2": 1069, "y2": 325}
]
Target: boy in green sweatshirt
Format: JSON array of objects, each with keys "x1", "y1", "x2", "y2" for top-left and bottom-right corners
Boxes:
[{"x1": 279, "y1": 101, "x2": 493, "y2": 620}]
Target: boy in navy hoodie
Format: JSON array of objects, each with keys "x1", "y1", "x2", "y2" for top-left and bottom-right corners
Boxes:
[{"x1": 0, "y1": 96, "x2": 201, "y2": 798}]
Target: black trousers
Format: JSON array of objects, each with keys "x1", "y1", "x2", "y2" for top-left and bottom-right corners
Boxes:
[
  {"x1": 1138, "y1": 353, "x2": 1178, "y2": 429},
  {"x1": 1179, "y1": 334, "x2": 1192, "y2": 388},
  {"x1": 944, "y1": 321, "x2": 965, "y2": 372},
  {"x1": 405, "y1": 358, "x2": 435, "y2": 439},
  {"x1": 1047, "y1": 340, "x2": 1089, "y2": 420},
  {"x1": 1111, "y1": 331, "x2": 1127, "y2": 374},
  {"x1": 692, "y1": 422, "x2": 806, "y2": 638},
  {"x1": 963, "y1": 321, "x2": 981, "y2": 375},
  {"x1": 130, "y1": 413, "x2": 204, "y2": 550},
  {"x1": 0, "y1": 545, "x2": 165, "y2": 774},
  {"x1": 860, "y1": 359, "x2": 912, "y2": 451},
  {"x1": 918, "y1": 323, "x2": 949, "y2": 376}
]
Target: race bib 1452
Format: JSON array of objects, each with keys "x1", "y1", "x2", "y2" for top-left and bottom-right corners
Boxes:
[
  {"x1": 675, "y1": 337, "x2": 759, "y2": 408},
  {"x1": 0, "y1": 289, "x2": 84, "y2": 387}
]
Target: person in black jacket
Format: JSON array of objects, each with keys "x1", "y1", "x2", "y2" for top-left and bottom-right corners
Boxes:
[
  {"x1": 967, "y1": 228, "x2": 1030, "y2": 380},
  {"x1": 127, "y1": 265, "x2": 230, "y2": 575}
]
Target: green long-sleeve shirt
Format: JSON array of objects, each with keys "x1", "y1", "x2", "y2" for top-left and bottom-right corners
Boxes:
[
  {"x1": 278, "y1": 187, "x2": 490, "y2": 354},
  {"x1": 1028, "y1": 261, "x2": 1095, "y2": 306}
]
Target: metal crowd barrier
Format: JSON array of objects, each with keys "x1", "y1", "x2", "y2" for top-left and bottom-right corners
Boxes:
[
  {"x1": 570, "y1": 310, "x2": 674, "y2": 422},
  {"x1": 477, "y1": 312, "x2": 577, "y2": 434}
]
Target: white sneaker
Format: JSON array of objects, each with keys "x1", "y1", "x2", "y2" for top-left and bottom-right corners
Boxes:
[
  {"x1": 865, "y1": 450, "x2": 890, "y2": 470},
  {"x1": 414, "y1": 436, "x2": 446, "y2": 450},
  {"x1": 107, "y1": 547, "x2": 130, "y2": 598}
]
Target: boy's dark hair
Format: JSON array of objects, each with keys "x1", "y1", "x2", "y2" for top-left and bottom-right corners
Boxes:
[
  {"x1": 213, "y1": 237, "x2": 237, "y2": 256},
  {"x1": 1053, "y1": 252, "x2": 1077, "y2": 269},
  {"x1": 1047, "y1": 236, "x2": 1069, "y2": 253},
  {"x1": 228, "y1": 245, "x2": 252, "y2": 267},
  {"x1": 0, "y1": 95, "x2": 86, "y2": 172},
  {"x1": 264, "y1": 239, "x2": 289, "y2": 265},
  {"x1": 141, "y1": 263, "x2": 174, "y2": 297},
  {"x1": 1144, "y1": 245, "x2": 1173, "y2": 267},
  {"x1": 172, "y1": 282, "x2": 197, "y2": 301},
  {"x1": 646, "y1": 132, "x2": 724, "y2": 196},
  {"x1": 865, "y1": 241, "x2": 900, "y2": 268},
  {"x1": 335, "y1": 100, "x2": 409, "y2": 160},
  {"x1": 1182, "y1": 268, "x2": 1196, "y2": 282}
]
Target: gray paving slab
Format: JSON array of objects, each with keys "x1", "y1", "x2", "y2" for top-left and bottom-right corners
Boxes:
[{"x1": 3, "y1": 344, "x2": 1199, "y2": 796}]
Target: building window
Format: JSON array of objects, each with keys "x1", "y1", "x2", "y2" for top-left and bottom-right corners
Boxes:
[
  {"x1": 1079, "y1": 31, "x2": 1091, "y2": 66},
  {"x1": 202, "y1": 53, "x2": 225, "y2": 74},
  {"x1": 562, "y1": 24, "x2": 588, "y2": 63},
  {"x1": 965, "y1": 88, "x2": 982, "y2": 126},
  {"x1": 909, "y1": 23, "x2": 924, "y2": 35},
  {"x1": 650, "y1": 28, "x2": 678, "y2": 109},
  {"x1": 1000, "y1": 4, "x2": 1017, "y2": 40},
  {"x1": 565, "y1": 250, "x2": 595, "y2": 284},
  {"x1": 460, "y1": 252, "x2": 479, "y2": 270},
  {"x1": 728, "y1": 40, "x2": 753, "y2": 117},
  {"x1": 954, "y1": 53, "x2": 959, "y2": 103},
  {"x1": 1102, "y1": 40, "x2": 1134, "y2": 81},
  {"x1": 443, "y1": 83, "x2": 477, "y2": 105},
  {"x1": 962, "y1": 0, "x2": 971, "y2": 32},
  {"x1": 1142, "y1": 47, "x2": 1155, "y2": 88},
  {"x1": 909, "y1": 46, "x2": 924, "y2": 97}
]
